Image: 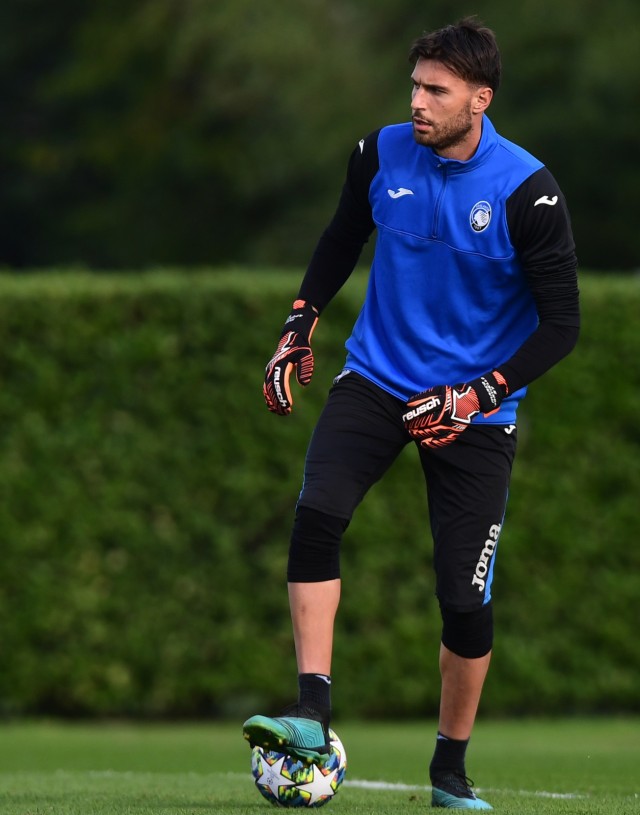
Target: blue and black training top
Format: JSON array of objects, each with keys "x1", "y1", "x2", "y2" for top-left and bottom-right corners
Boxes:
[{"x1": 298, "y1": 116, "x2": 579, "y2": 424}]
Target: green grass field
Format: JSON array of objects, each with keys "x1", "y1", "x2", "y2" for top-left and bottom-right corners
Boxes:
[{"x1": 0, "y1": 719, "x2": 637, "y2": 814}]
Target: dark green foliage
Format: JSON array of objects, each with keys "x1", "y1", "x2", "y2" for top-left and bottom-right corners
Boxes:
[
  {"x1": 0, "y1": 270, "x2": 637, "y2": 718},
  {"x1": 1, "y1": 0, "x2": 639, "y2": 269}
]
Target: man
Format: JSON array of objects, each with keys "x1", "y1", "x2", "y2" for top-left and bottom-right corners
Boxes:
[{"x1": 243, "y1": 18, "x2": 579, "y2": 810}]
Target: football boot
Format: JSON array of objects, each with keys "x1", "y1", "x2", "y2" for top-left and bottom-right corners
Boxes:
[
  {"x1": 431, "y1": 771, "x2": 493, "y2": 809},
  {"x1": 243, "y1": 703, "x2": 331, "y2": 764}
]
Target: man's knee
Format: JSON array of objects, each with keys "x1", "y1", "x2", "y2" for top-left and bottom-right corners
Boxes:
[
  {"x1": 440, "y1": 602, "x2": 493, "y2": 658},
  {"x1": 287, "y1": 506, "x2": 349, "y2": 582}
]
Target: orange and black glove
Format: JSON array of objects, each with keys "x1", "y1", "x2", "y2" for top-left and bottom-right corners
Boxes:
[
  {"x1": 264, "y1": 299, "x2": 319, "y2": 415},
  {"x1": 403, "y1": 370, "x2": 508, "y2": 449}
]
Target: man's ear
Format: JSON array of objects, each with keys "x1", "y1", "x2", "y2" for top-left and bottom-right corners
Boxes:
[{"x1": 473, "y1": 86, "x2": 493, "y2": 114}]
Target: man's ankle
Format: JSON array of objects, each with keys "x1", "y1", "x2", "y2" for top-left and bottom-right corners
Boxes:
[
  {"x1": 429, "y1": 731, "x2": 469, "y2": 781},
  {"x1": 298, "y1": 673, "x2": 332, "y2": 724}
]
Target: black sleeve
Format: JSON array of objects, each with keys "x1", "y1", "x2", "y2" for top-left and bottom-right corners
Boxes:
[
  {"x1": 500, "y1": 167, "x2": 580, "y2": 394},
  {"x1": 297, "y1": 131, "x2": 380, "y2": 313}
]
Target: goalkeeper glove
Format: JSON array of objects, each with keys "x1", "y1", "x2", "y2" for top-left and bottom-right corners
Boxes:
[
  {"x1": 264, "y1": 299, "x2": 319, "y2": 415},
  {"x1": 403, "y1": 370, "x2": 509, "y2": 449}
]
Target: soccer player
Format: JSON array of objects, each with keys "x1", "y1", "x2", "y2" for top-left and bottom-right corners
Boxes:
[{"x1": 243, "y1": 17, "x2": 579, "y2": 810}]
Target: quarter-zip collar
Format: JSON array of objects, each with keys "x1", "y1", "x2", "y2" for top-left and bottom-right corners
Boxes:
[{"x1": 423, "y1": 115, "x2": 499, "y2": 174}]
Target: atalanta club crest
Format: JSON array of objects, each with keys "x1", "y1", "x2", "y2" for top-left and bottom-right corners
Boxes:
[{"x1": 470, "y1": 201, "x2": 492, "y2": 232}]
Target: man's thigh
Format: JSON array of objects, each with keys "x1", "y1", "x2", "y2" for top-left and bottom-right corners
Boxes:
[
  {"x1": 298, "y1": 371, "x2": 409, "y2": 520},
  {"x1": 419, "y1": 424, "x2": 518, "y2": 611}
]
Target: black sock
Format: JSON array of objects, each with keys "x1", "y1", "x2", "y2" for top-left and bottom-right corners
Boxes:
[
  {"x1": 429, "y1": 731, "x2": 469, "y2": 780},
  {"x1": 298, "y1": 673, "x2": 331, "y2": 723}
]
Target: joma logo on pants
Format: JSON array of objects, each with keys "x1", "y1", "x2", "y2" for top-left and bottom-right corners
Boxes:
[{"x1": 471, "y1": 523, "x2": 501, "y2": 592}]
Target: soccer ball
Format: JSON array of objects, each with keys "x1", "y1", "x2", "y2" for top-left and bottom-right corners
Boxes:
[{"x1": 251, "y1": 728, "x2": 347, "y2": 808}]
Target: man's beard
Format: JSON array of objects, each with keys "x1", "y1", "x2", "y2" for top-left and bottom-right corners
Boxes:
[{"x1": 412, "y1": 106, "x2": 473, "y2": 152}]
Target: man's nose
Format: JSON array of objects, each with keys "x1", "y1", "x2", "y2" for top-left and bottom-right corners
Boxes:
[{"x1": 412, "y1": 88, "x2": 427, "y2": 110}]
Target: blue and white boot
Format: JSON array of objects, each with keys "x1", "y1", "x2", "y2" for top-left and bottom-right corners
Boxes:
[{"x1": 431, "y1": 772, "x2": 493, "y2": 809}]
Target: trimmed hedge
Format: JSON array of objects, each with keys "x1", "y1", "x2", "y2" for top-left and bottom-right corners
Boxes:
[{"x1": 0, "y1": 270, "x2": 637, "y2": 718}]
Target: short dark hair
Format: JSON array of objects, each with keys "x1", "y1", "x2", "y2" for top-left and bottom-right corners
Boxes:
[{"x1": 409, "y1": 17, "x2": 501, "y2": 92}]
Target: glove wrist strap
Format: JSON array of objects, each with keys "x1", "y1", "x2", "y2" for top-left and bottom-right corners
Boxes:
[
  {"x1": 472, "y1": 370, "x2": 509, "y2": 415},
  {"x1": 283, "y1": 300, "x2": 319, "y2": 341}
]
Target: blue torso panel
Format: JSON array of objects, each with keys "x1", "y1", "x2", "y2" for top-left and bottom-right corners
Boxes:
[{"x1": 344, "y1": 117, "x2": 544, "y2": 423}]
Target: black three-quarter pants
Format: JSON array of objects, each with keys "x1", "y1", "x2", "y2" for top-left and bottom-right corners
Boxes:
[{"x1": 290, "y1": 370, "x2": 517, "y2": 612}]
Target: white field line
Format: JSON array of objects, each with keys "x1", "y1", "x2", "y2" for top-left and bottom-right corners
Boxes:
[
  {"x1": 57, "y1": 772, "x2": 638, "y2": 801},
  {"x1": 345, "y1": 778, "x2": 588, "y2": 800},
  {"x1": 54, "y1": 770, "x2": 588, "y2": 800}
]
